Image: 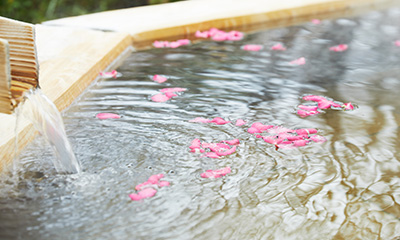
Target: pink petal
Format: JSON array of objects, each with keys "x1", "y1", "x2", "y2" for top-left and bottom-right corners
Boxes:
[
  {"x1": 235, "y1": 119, "x2": 246, "y2": 126},
  {"x1": 205, "y1": 152, "x2": 220, "y2": 158},
  {"x1": 318, "y1": 100, "x2": 333, "y2": 109},
  {"x1": 297, "y1": 109, "x2": 320, "y2": 117},
  {"x1": 158, "y1": 181, "x2": 170, "y2": 187},
  {"x1": 296, "y1": 128, "x2": 318, "y2": 135},
  {"x1": 151, "y1": 93, "x2": 170, "y2": 102},
  {"x1": 223, "y1": 139, "x2": 240, "y2": 145},
  {"x1": 164, "y1": 92, "x2": 178, "y2": 98},
  {"x1": 189, "y1": 138, "x2": 202, "y2": 151},
  {"x1": 153, "y1": 41, "x2": 169, "y2": 48},
  {"x1": 343, "y1": 102, "x2": 354, "y2": 110},
  {"x1": 208, "y1": 28, "x2": 222, "y2": 36},
  {"x1": 201, "y1": 166, "x2": 231, "y2": 178},
  {"x1": 252, "y1": 122, "x2": 274, "y2": 132},
  {"x1": 148, "y1": 174, "x2": 164, "y2": 184},
  {"x1": 210, "y1": 117, "x2": 231, "y2": 125},
  {"x1": 96, "y1": 113, "x2": 121, "y2": 119},
  {"x1": 195, "y1": 30, "x2": 209, "y2": 38},
  {"x1": 177, "y1": 39, "x2": 190, "y2": 45},
  {"x1": 302, "y1": 95, "x2": 327, "y2": 102},
  {"x1": 286, "y1": 135, "x2": 305, "y2": 141},
  {"x1": 268, "y1": 126, "x2": 294, "y2": 134},
  {"x1": 227, "y1": 31, "x2": 244, "y2": 41},
  {"x1": 293, "y1": 139, "x2": 309, "y2": 147},
  {"x1": 160, "y1": 87, "x2": 187, "y2": 93},
  {"x1": 99, "y1": 70, "x2": 118, "y2": 78},
  {"x1": 310, "y1": 135, "x2": 327, "y2": 143},
  {"x1": 262, "y1": 136, "x2": 282, "y2": 145},
  {"x1": 189, "y1": 117, "x2": 211, "y2": 123},
  {"x1": 395, "y1": 40, "x2": 400, "y2": 47},
  {"x1": 216, "y1": 146, "x2": 236, "y2": 156},
  {"x1": 290, "y1": 57, "x2": 306, "y2": 65},
  {"x1": 152, "y1": 74, "x2": 168, "y2": 83},
  {"x1": 248, "y1": 127, "x2": 261, "y2": 134},
  {"x1": 331, "y1": 102, "x2": 342, "y2": 108},
  {"x1": 329, "y1": 44, "x2": 348, "y2": 52},
  {"x1": 311, "y1": 19, "x2": 321, "y2": 24},
  {"x1": 169, "y1": 41, "x2": 181, "y2": 48},
  {"x1": 212, "y1": 32, "x2": 228, "y2": 41},
  {"x1": 298, "y1": 105, "x2": 318, "y2": 111},
  {"x1": 242, "y1": 44, "x2": 263, "y2": 51},
  {"x1": 129, "y1": 188, "x2": 158, "y2": 201},
  {"x1": 270, "y1": 43, "x2": 286, "y2": 51}
]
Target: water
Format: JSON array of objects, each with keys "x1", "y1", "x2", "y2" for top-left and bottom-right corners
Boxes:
[
  {"x1": 1, "y1": 6, "x2": 400, "y2": 240},
  {"x1": 20, "y1": 88, "x2": 81, "y2": 174}
]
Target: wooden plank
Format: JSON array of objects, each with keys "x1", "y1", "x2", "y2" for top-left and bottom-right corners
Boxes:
[
  {"x1": 0, "y1": 25, "x2": 132, "y2": 173},
  {"x1": 0, "y1": 39, "x2": 12, "y2": 115}
]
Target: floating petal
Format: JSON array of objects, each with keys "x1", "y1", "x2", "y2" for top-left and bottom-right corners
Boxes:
[
  {"x1": 290, "y1": 57, "x2": 306, "y2": 65},
  {"x1": 201, "y1": 167, "x2": 231, "y2": 178},
  {"x1": 242, "y1": 44, "x2": 263, "y2": 51},
  {"x1": 152, "y1": 75, "x2": 168, "y2": 83},
  {"x1": 270, "y1": 43, "x2": 286, "y2": 51},
  {"x1": 96, "y1": 113, "x2": 121, "y2": 119},
  {"x1": 151, "y1": 93, "x2": 170, "y2": 102}
]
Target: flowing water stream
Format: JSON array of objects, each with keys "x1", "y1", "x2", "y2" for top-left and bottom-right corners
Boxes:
[{"x1": 1, "y1": 6, "x2": 400, "y2": 240}]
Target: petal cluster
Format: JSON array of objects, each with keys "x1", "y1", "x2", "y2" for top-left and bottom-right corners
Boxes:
[
  {"x1": 189, "y1": 138, "x2": 239, "y2": 158},
  {"x1": 195, "y1": 28, "x2": 244, "y2": 41},
  {"x1": 153, "y1": 39, "x2": 191, "y2": 48},
  {"x1": 129, "y1": 174, "x2": 170, "y2": 201},
  {"x1": 297, "y1": 95, "x2": 355, "y2": 117}
]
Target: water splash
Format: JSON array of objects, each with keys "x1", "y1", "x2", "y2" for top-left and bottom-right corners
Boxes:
[{"x1": 21, "y1": 88, "x2": 81, "y2": 174}]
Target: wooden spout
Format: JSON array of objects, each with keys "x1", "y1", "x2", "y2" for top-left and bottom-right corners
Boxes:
[{"x1": 0, "y1": 17, "x2": 39, "y2": 114}]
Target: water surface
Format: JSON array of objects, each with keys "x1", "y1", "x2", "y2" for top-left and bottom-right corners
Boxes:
[{"x1": 1, "y1": 7, "x2": 400, "y2": 240}]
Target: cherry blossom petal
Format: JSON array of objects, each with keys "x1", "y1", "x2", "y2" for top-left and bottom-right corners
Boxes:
[
  {"x1": 235, "y1": 119, "x2": 246, "y2": 126},
  {"x1": 343, "y1": 102, "x2": 354, "y2": 110},
  {"x1": 99, "y1": 70, "x2": 118, "y2": 78},
  {"x1": 298, "y1": 105, "x2": 318, "y2": 111},
  {"x1": 165, "y1": 92, "x2": 178, "y2": 98},
  {"x1": 152, "y1": 74, "x2": 168, "y2": 83},
  {"x1": 248, "y1": 127, "x2": 261, "y2": 134},
  {"x1": 177, "y1": 39, "x2": 190, "y2": 45},
  {"x1": 227, "y1": 31, "x2": 244, "y2": 41},
  {"x1": 293, "y1": 139, "x2": 309, "y2": 147},
  {"x1": 151, "y1": 93, "x2": 170, "y2": 102},
  {"x1": 129, "y1": 188, "x2": 157, "y2": 201},
  {"x1": 311, "y1": 19, "x2": 321, "y2": 24},
  {"x1": 160, "y1": 87, "x2": 187, "y2": 93},
  {"x1": 297, "y1": 109, "x2": 320, "y2": 117},
  {"x1": 395, "y1": 40, "x2": 400, "y2": 47},
  {"x1": 296, "y1": 128, "x2": 318, "y2": 135},
  {"x1": 318, "y1": 100, "x2": 333, "y2": 109},
  {"x1": 189, "y1": 138, "x2": 202, "y2": 152},
  {"x1": 212, "y1": 32, "x2": 228, "y2": 41},
  {"x1": 158, "y1": 181, "x2": 170, "y2": 187},
  {"x1": 169, "y1": 41, "x2": 181, "y2": 48},
  {"x1": 302, "y1": 95, "x2": 327, "y2": 102},
  {"x1": 310, "y1": 135, "x2": 327, "y2": 143},
  {"x1": 210, "y1": 117, "x2": 231, "y2": 125},
  {"x1": 223, "y1": 139, "x2": 240, "y2": 145},
  {"x1": 189, "y1": 117, "x2": 212, "y2": 123},
  {"x1": 201, "y1": 167, "x2": 231, "y2": 178},
  {"x1": 205, "y1": 152, "x2": 220, "y2": 158},
  {"x1": 270, "y1": 43, "x2": 286, "y2": 51},
  {"x1": 290, "y1": 57, "x2": 306, "y2": 65},
  {"x1": 216, "y1": 146, "x2": 236, "y2": 156},
  {"x1": 195, "y1": 30, "x2": 209, "y2": 38},
  {"x1": 329, "y1": 44, "x2": 348, "y2": 52},
  {"x1": 242, "y1": 44, "x2": 263, "y2": 51},
  {"x1": 96, "y1": 113, "x2": 121, "y2": 119}
]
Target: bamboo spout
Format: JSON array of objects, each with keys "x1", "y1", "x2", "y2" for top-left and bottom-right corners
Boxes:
[{"x1": 0, "y1": 17, "x2": 39, "y2": 114}]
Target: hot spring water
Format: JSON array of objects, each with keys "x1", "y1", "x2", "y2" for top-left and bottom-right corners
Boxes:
[
  {"x1": 1, "y1": 6, "x2": 400, "y2": 240},
  {"x1": 17, "y1": 88, "x2": 81, "y2": 174}
]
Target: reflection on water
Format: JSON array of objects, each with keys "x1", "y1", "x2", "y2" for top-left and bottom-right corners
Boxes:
[{"x1": 2, "y1": 7, "x2": 400, "y2": 240}]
